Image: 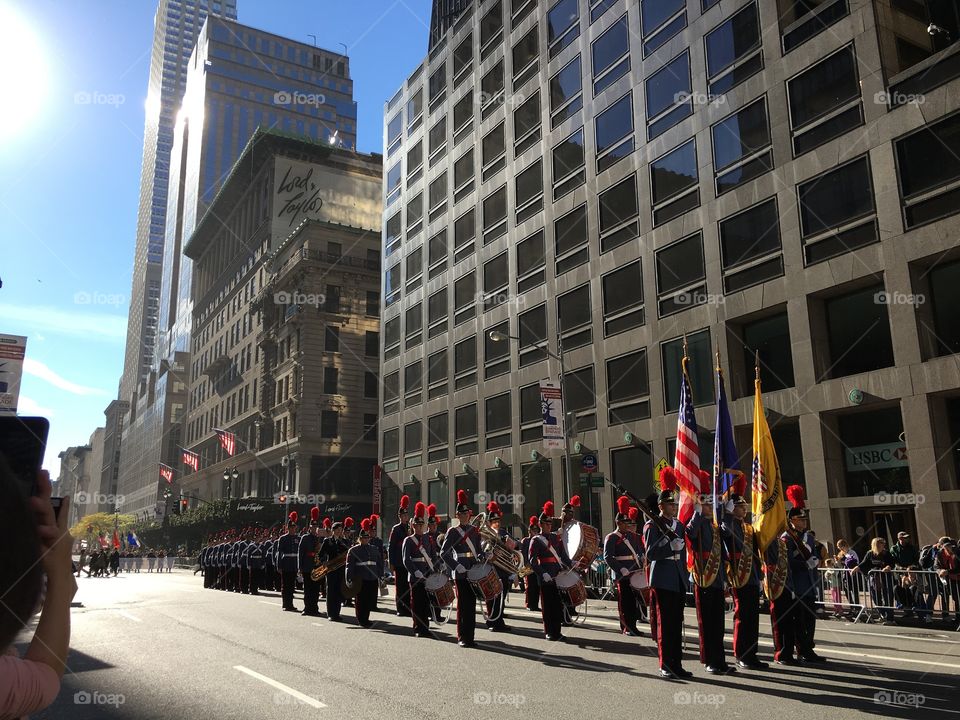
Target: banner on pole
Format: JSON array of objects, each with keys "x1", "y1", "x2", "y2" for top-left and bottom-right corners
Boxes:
[{"x1": 539, "y1": 380, "x2": 565, "y2": 450}]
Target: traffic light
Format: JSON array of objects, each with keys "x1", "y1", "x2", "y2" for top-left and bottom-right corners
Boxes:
[
  {"x1": 278, "y1": 494, "x2": 287, "y2": 504},
  {"x1": 181, "y1": 498, "x2": 188, "y2": 510}
]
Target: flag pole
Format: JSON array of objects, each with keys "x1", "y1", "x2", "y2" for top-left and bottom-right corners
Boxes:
[{"x1": 755, "y1": 350, "x2": 760, "y2": 382}]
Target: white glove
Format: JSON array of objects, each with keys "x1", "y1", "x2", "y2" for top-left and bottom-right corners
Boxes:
[
  {"x1": 455, "y1": 564, "x2": 466, "y2": 575},
  {"x1": 414, "y1": 570, "x2": 424, "y2": 579},
  {"x1": 542, "y1": 573, "x2": 552, "y2": 582},
  {"x1": 620, "y1": 567, "x2": 630, "y2": 577},
  {"x1": 509, "y1": 574, "x2": 518, "y2": 583},
  {"x1": 670, "y1": 538, "x2": 685, "y2": 552},
  {"x1": 725, "y1": 500, "x2": 735, "y2": 513},
  {"x1": 807, "y1": 557, "x2": 819, "y2": 569}
]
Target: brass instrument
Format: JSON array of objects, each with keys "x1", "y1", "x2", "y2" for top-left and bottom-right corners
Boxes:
[
  {"x1": 311, "y1": 551, "x2": 347, "y2": 581},
  {"x1": 471, "y1": 513, "x2": 533, "y2": 578}
]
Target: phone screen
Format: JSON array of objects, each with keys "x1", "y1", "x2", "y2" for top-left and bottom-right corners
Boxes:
[{"x1": 0, "y1": 415, "x2": 50, "y2": 497}]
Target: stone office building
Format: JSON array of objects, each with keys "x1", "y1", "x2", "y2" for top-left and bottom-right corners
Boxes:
[
  {"x1": 181, "y1": 128, "x2": 382, "y2": 521},
  {"x1": 377, "y1": 0, "x2": 960, "y2": 547}
]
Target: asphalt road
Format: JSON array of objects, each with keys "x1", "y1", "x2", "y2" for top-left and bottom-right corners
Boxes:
[{"x1": 16, "y1": 570, "x2": 960, "y2": 719}]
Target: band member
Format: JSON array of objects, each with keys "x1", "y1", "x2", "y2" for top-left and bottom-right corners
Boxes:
[
  {"x1": 299, "y1": 508, "x2": 322, "y2": 617},
  {"x1": 426, "y1": 504, "x2": 443, "y2": 622},
  {"x1": 277, "y1": 513, "x2": 300, "y2": 612},
  {"x1": 645, "y1": 470, "x2": 692, "y2": 679},
  {"x1": 529, "y1": 501, "x2": 574, "y2": 641},
  {"x1": 603, "y1": 496, "x2": 644, "y2": 636},
  {"x1": 440, "y1": 490, "x2": 486, "y2": 648},
  {"x1": 246, "y1": 530, "x2": 263, "y2": 595},
  {"x1": 319, "y1": 519, "x2": 351, "y2": 621},
  {"x1": 236, "y1": 532, "x2": 248, "y2": 594},
  {"x1": 687, "y1": 477, "x2": 733, "y2": 674},
  {"x1": 780, "y1": 485, "x2": 825, "y2": 663},
  {"x1": 346, "y1": 518, "x2": 384, "y2": 627},
  {"x1": 318, "y1": 518, "x2": 332, "y2": 599},
  {"x1": 389, "y1": 496, "x2": 412, "y2": 618},
  {"x1": 342, "y1": 517, "x2": 356, "y2": 607},
  {"x1": 483, "y1": 501, "x2": 514, "y2": 633},
  {"x1": 559, "y1": 495, "x2": 581, "y2": 620},
  {"x1": 369, "y1": 514, "x2": 385, "y2": 559},
  {"x1": 403, "y1": 502, "x2": 440, "y2": 637},
  {"x1": 520, "y1": 517, "x2": 541, "y2": 612},
  {"x1": 722, "y1": 488, "x2": 766, "y2": 669}
]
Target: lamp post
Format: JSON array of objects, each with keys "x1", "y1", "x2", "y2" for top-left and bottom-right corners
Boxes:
[
  {"x1": 488, "y1": 329, "x2": 576, "y2": 504},
  {"x1": 223, "y1": 467, "x2": 239, "y2": 499}
]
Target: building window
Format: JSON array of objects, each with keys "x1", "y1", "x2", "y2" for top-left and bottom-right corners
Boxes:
[
  {"x1": 563, "y1": 365, "x2": 596, "y2": 430},
  {"x1": 405, "y1": 248, "x2": 423, "y2": 292},
  {"x1": 320, "y1": 410, "x2": 339, "y2": 438},
  {"x1": 656, "y1": 232, "x2": 706, "y2": 317},
  {"x1": 429, "y1": 230, "x2": 447, "y2": 271},
  {"x1": 386, "y1": 162, "x2": 402, "y2": 206},
  {"x1": 385, "y1": 212, "x2": 401, "y2": 256},
  {"x1": 895, "y1": 112, "x2": 960, "y2": 230},
  {"x1": 607, "y1": 349, "x2": 650, "y2": 424},
  {"x1": 429, "y1": 173, "x2": 448, "y2": 214},
  {"x1": 552, "y1": 126, "x2": 585, "y2": 200},
  {"x1": 640, "y1": 0, "x2": 686, "y2": 56},
  {"x1": 798, "y1": 155, "x2": 877, "y2": 265},
  {"x1": 661, "y1": 329, "x2": 712, "y2": 410},
  {"x1": 484, "y1": 320, "x2": 510, "y2": 379},
  {"x1": 428, "y1": 287, "x2": 448, "y2": 337},
  {"x1": 428, "y1": 348, "x2": 448, "y2": 394},
  {"x1": 591, "y1": 14, "x2": 629, "y2": 95},
  {"x1": 704, "y1": 2, "x2": 761, "y2": 96},
  {"x1": 598, "y1": 173, "x2": 639, "y2": 253},
  {"x1": 384, "y1": 370, "x2": 399, "y2": 405},
  {"x1": 364, "y1": 371, "x2": 378, "y2": 398},
  {"x1": 645, "y1": 51, "x2": 692, "y2": 140},
  {"x1": 325, "y1": 285, "x2": 341, "y2": 313},
  {"x1": 325, "y1": 326, "x2": 340, "y2": 352},
  {"x1": 407, "y1": 88, "x2": 423, "y2": 128},
  {"x1": 928, "y1": 259, "x2": 960, "y2": 357},
  {"x1": 384, "y1": 316, "x2": 400, "y2": 354},
  {"x1": 482, "y1": 185, "x2": 508, "y2": 243},
  {"x1": 383, "y1": 427, "x2": 399, "y2": 458},
  {"x1": 482, "y1": 122, "x2": 506, "y2": 178},
  {"x1": 602, "y1": 261, "x2": 644, "y2": 337},
  {"x1": 736, "y1": 310, "x2": 795, "y2": 395},
  {"x1": 483, "y1": 252, "x2": 509, "y2": 311},
  {"x1": 429, "y1": 115, "x2": 447, "y2": 159},
  {"x1": 520, "y1": 382, "x2": 542, "y2": 442},
  {"x1": 407, "y1": 141, "x2": 423, "y2": 182},
  {"x1": 366, "y1": 292, "x2": 379, "y2": 318},
  {"x1": 455, "y1": 403, "x2": 478, "y2": 455},
  {"x1": 547, "y1": 0, "x2": 580, "y2": 57},
  {"x1": 454, "y1": 149, "x2": 474, "y2": 195},
  {"x1": 521, "y1": 460, "x2": 554, "y2": 521},
  {"x1": 453, "y1": 33, "x2": 473, "y2": 84},
  {"x1": 711, "y1": 96, "x2": 772, "y2": 195},
  {"x1": 557, "y1": 284, "x2": 592, "y2": 350},
  {"x1": 454, "y1": 91, "x2": 474, "y2": 133},
  {"x1": 428, "y1": 412, "x2": 448, "y2": 448},
  {"x1": 513, "y1": 25, "x2": 539, "y2": 88},
  {"x1": 595, "y1": 92, "x2": 634, "y2": 172},
  {"x1": 387, "y1": 112, "x2": 402, "y2": 156},
  {"x1": 405, "y1": 360, "x2": 423, "y2": 395},
  {"x1": 363, "y1": 414, "x2": 377, "y2": 441},
  {"x1": 515, "y1": 159, "x2": 543, "y2": 222},
  {"x1": 323, "y1": 366, "x2": 338, "y2": 394},
  {"x1": 650, "y1": 138, "x2": 699, "y2": 227},
  {"x1": 837, "y1": 406, "x2": 908, "y2": 498},
  {"x1": 485, "y1": 392, "x2": 512, "y2": 449},
  {"x1": 518, "y1": 304, "x2": 547, "y2": 366},
  {"x1": 454, "y1": 208, "x2": 475, "y2": 263},
  {"x1": 429, "y1": 64, "x2": 446, "y2": 104},
  {"x1": 365, "y1": 330, "x2": 378, "y2": 357},
  {"x1": 454, "y1": 271, "x2": 476, "y2": 326},
  {"x1": 480, "y1": 60, "x2": 505, "y2": 116},
  {"x1": 554, "y1": 203, "x2": 588, "y2": 276},
  {"x1": 480, "y1": 1, "x2": 504, "y2": 54},
  {"x1": 821, "y1": 283, "x2": 894, "y2": 380},
  {"x1": 517, "y1": 228, "x2": 546, "y2": 293},
  {"x1": 514, "y1": 91, "x2": 541, "y2": 153},
  {"x1": 779, "y1": 0, "x2": 850, "y2": 53},
  {"x1": 611, "y1": 445, "x2": 654, "y2": 502},
  {"x1": 719, "y1": 197, "x2": 784, "y2": 293},
  {"x1": 787, "y1": 44, "x2": 862, "y2": 157},
  {"x1": 406, "y1": 193, "x2": 423, "y2": 235},
  {"x1": 549, "y1": 55, "x2": 582, "y2": 128},
  {"x1": 405, "y1": 302, "x2": 423, "y2": 347},
  {"x1": 404, "y1": 421, "x2": 422, "y2": 456},
  {"x1": 454, "y1": 335, "x2": 477, "y2": 389}
]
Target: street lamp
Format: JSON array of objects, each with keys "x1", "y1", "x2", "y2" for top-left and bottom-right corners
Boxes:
[
  {"x1": 488, "y1": 329, "x2": 576, "y2": 504},
  {"x1": 223, "y1": 468, "x2": 240, "y2": 499}
]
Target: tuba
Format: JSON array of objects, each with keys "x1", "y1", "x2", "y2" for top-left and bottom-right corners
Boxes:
[
  {"x1": 471, "y1": 513, "x2": 533, "y2": 578},
  {"x1": 311, "y1": 551, "x2": 347, "y2": 581}
]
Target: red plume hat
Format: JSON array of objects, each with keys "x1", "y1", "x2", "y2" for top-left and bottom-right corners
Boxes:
[
  {"x1": 539, "y1": 500, "x2": 555, "y2": 524},
  {"x1": 455, "y1": 489, "x2": 472, "y2": 514}
]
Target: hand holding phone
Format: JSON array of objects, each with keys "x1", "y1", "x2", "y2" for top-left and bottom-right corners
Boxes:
[{"x1": 29, "y1": 470, "x2": 74, "y2": 579}]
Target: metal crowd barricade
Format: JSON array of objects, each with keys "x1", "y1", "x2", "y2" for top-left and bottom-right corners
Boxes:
[{"x1": 816, "y1": 566, "x2": 867, "y2": 621}]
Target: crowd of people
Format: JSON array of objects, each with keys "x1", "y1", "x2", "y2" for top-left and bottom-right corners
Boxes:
[{"x1": 74, "y1": 546, "x2": 183, "y2": 577}]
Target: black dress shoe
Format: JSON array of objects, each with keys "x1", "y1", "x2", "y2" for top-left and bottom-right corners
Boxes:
[
  {"x1": 282, "y1": 606, "x2": 298, "y2": 612},
  {"x1": 488, "y1": 624, "x2": 511, "y2": 633},
  {"x1": 775, "y1": 657, "x2": 798, "y2": 666},
  {"x1": 328, "y1": 616, "x2": 341, "y2": 622},
  {"x1": 458, "y1": 640, "x2": 476, "y2": 648},
  {"x1": 737, "y1": 659, "x2": 768, "y2": 670},
  {"x1": 676, "y1": 668, "x2": 693, "y2": 678},
  {"x1": 623, "y1": 628, "x2": 643, "y2": 637},
  {"x1": 659, "y1": 668, "x2": 679, "y2": 679},
  {"x1": 301, "y1": 610, "x2": 321, "y2": 617},
  {"x1": 545, "y1": 634, "x2": 564, "y2": 641},
  {"x1": 800, "y1": 653, "x2": 827, "y2": 663}
]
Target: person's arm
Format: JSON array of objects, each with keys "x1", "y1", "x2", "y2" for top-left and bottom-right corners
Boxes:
[{"x1": 25, "y1": 472, "x2": 76, "y2": 679}]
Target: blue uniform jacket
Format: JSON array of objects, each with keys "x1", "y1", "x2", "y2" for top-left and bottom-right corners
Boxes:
[
  {"x1": 276, "y1": 533, "x2": 299, "y2": 572},
  {"x1": 643, "y1": 516, "x2": 688, "y2": 593},
  {"x1": 388, "y1": 522, "x2": 409, "y2": 569},
  {"x1": 603, "y1": 530, "x2": 644, "y2": 579},
  {"x1": 298, "y1": 533, "x2": 319, "y2": 574},
  {"x1": 440, "y1": 524, "x2": 486, "y2": 577},
  {"x1": 346, "y1": 543, "x2": 384, "y2": 585}
]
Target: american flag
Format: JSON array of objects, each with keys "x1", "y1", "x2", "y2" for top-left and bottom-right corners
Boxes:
[
  {"x1": 181, "y1": 448, "x2": 200, "y2": 471},
  {"x1": 673, "y1": 356, "x2": 703, "y2": 525},
  {"x1": 159, "y1": 463, "x2": 174, "y2": 484},
  {"x1": 214, "y1": 428, "x2": 236, "y2": 456}
]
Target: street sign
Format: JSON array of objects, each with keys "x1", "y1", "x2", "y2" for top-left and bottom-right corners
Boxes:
[
  {"x1": 654, "y1": 457, "x2": 669, "y2": 485},
  {"x1": 581, "y1": 473, "x2": 604, "y2": 488},
  {"x1": 581, "y1": 454, "x2": 598, "y2": 472}
]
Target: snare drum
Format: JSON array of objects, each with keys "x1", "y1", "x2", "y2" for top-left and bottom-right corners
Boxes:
[
  {"x1": 467, "y1": 562, "x2": 503, "y2": 603},
  {"x1": 425, "y1": 572, "x2": 455, "y2": 608},
  {"x1": 555, "y1": 569, "x2": 587, "y2": 607},
  {"x1": 564, "y1": 522, "x2": 600, "y2": 567},
  {"x1": 628, "y1": 570, "x2": 651, "y2": 605}
]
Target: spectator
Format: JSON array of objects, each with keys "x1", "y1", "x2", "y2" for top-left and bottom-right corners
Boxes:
[
  {"x1": 890, "y1": 531, "x2": 919, "y2": 569},
  {"x1": 76, "y1": 546, "x2": 87, "y2": 578},
  {"x1": 0, "y1": 459, "x2": 76, "y2": 719},
  {"x1": 835, "y1": 538, "x2": 860, "y2": 616},
  {"x1": 855, "y1": 537, "x2": 896, "y2": 624},
  {"x1": 893, "y1": 569, "x2": 930, "y2": 622},
  {"x1": 920, "y1": 541, "x2": 941, "y2": 618},
  {"x1": 934, "y1": 537, "x2": 960, "y2": 622}
]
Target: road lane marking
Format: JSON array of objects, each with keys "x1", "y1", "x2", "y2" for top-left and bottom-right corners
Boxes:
[
  {"x1": 819, "y1": 627, "x2": 960, "y2": 645},
  {"x1": 311, "y1": 623, "x2": 325, "y2": 628},
  {"x1": 259, "y1": 601, "x2": 281, "y2": 607},
  {"x1": 117, "y1": 611, "x2": 141, "y2": 622},
  {"x1": 233, "y1": 665, "x2": 326, "y2": 708}
]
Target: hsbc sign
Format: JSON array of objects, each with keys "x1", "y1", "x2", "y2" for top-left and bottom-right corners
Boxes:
[{"x1": 845, "y1": 442, "x2": 909, "y2": 472}]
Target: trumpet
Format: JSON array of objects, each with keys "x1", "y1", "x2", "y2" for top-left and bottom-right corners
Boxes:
[{"x1": 471, "y1": 513, "x2": 533, "y2": 578}]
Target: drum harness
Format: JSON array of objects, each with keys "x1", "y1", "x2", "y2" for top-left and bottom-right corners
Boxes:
[
  {"x1": 542, "y1": 534, "x2": 589, "y2": 627},
  {"x1": 415, "y1": 536, "x2": 452, "y2": 627}
]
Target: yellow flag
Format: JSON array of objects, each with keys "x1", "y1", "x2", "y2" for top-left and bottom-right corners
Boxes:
[{"x1": 751, "y1": 376, "x2": 786, "y2": 553}]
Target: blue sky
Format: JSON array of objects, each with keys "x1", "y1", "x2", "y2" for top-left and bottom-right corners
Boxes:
[{"x1": 0, "y1": 0, "x2": 432, "y2": 472}]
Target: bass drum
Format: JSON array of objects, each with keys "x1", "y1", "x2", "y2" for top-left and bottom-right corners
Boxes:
[
  {"x1": 425, "y1": 572, "x2": 455, "y2": 608},
  {"x1": 563, "y1": 522, "x2": 600, "y2": 567},
  {"x1": 341, "y1": 576, "x2": 361, "y2": 600}
]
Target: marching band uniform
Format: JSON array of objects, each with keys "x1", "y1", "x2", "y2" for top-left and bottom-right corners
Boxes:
[
  {"x1": 603, "y1": 497, "x2": 644, "y2": 636},
  {"x1": 237, "y1": 535, "x2": 249, "y2": 594},
  {"x1": 440, "y1": 490, "x2": 486, "y2": 647},
  {"x1": 389, "y1": 497, "x2": 412, "y2": 618},
  {"x1": 520, "y1": 517, "x2": 541, "y2": 612},
  {"x1": 426, "y1": 505, "x2": 444, "y2": 622},
  {"x1": 402, "y1": 502, "x2": 439, "y2": 637},
  {"x1": 319, "y1": 519, "x2": 352, "y2": 621},
  {"x1": 722, "y1": 494, "x2": 765, "y2": 669},
  {"x1": 559, "y1": 495, "x2": 582, "y2": 621},
  {"x1": 528, "y1": 501, "x2": 573, "y2": 641},
  {"x1": 644, "y1": 475, "x2": 692, "y2": 680},
  {"x1": 277, "y1": 513, "x2": 300, "y2": 612},
  {"x1": 246, "y1": 534, "x2": 263, "y2": 595},
  {"x1": 346, "y1": 519, "x2": 383, "y2": 627},
  {"x1": 299, "y1": 509, "x2": 322, "y2": 616},
  {"x1": 261, "y1": 536, "x2": 275, "y2": 592},
  {"x1": 484, "y1": 502, "x2": 514, "y2": 633},
  {"x1": 687, "y1": 496, "x2": 732, "y2": 673},
  {"x1": 318, "y1": 518, "x2": 332, "y2": 599},
  {"x1": 781, "y1": 486, "x2": 824, "y2": 663}
]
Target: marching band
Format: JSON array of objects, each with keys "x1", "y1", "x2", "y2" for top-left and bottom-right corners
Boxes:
[{"x1": 196, "y1": 473, "x2": 825, "y2": 679}]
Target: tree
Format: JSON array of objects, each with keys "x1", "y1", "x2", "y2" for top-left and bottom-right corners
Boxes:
[{"x1": 71, "y1": 512, "x2": 138, "y2": 542}]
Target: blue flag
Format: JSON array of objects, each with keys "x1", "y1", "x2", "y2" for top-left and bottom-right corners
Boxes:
[
  {"x1": 126, "y1": 531, "x2": 139, "y2": 548},
  {"x1": 712, "y1": 362, "x2": 740, "y2": 517}
]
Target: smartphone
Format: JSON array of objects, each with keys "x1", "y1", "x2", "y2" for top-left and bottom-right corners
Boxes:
[{"x1": 0, "y1": 415, "x2": 50, "y2": 498}]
